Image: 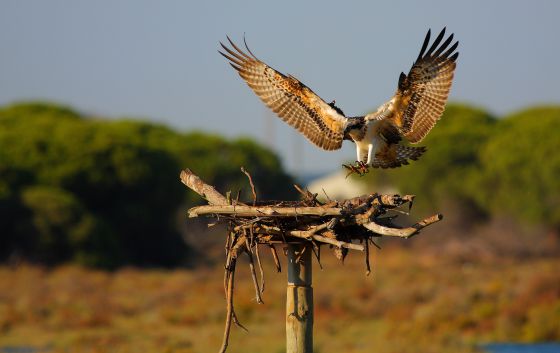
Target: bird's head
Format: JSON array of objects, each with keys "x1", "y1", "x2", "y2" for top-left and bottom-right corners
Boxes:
[{"x1": 343, "y1": 116, "x2": 366, "y2": 140}]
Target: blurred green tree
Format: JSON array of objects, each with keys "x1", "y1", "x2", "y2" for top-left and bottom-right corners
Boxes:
[
  {"x1": 20, "y1": 185, "x2": 118, "y2": 267},
  {"x1": 476, "y1": 106, "x2": 560, "y2": 228},
  {"x1": 0, "y1": 102, "x2": 295, "y2": 267}
]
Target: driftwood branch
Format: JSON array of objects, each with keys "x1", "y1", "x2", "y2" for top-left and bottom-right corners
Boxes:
[
  {"x1": 188, "y1": 205, "x2": 342, "y2": 218},
  {"x1": 363, "y1": 213, "x2": 443, "y2": 238},
  {"x1": 180, "y1": 169, "x2": 230, "y2": 206}
]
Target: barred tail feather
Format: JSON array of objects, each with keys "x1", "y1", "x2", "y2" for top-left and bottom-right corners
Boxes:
[{"x1": 371, "y1": 145, "x2": 427, "y2": 169}]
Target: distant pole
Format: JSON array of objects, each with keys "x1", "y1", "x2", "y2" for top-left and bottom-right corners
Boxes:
[
  {"x1": 264, "y1": 108, "x2": 276, "y2": 150},
  {"x1": 292, "y1": 133, "x2": 303, "y2": 180},
  {"x1": 286, "y1": 244, "x2": 313, "y2": 353}
]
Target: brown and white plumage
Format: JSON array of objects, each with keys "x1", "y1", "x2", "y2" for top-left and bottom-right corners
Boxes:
[
  {"x1": 365, "y1": 28, "x2": 459, "y2": 143},
  {"x1": 219, "y1": 37, "x2": 346, "y2": 151},
  {"x1": 219, "y1": 28, "x2": 459, "y2": 171}
]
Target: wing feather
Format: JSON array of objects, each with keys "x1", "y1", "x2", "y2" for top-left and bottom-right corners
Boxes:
[
  {"x1": 219, "y1": 38, "x2": 347, "y2": 151},
  {"x1": 367, "y1": 28, "x2": 459, "y2": 144},
  {"x1": 400, "y1": 28, "x2": 459, "y2": 143}
]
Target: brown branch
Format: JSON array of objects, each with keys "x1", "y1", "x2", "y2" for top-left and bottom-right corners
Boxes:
[
  {"x1": 241, "y1": 167, "x2": 257, "y2": 206},
  {"x1": 294, "y1": 184, "x2": 322, "y2": 206},
  {"x1": 289, "y1": 222, "x2": 331, "y2": 238},
  {"x1": 375, "y1": 194, "x2": 415, "y2": 207},
  {"x1": 244, "y1": 236, "x2": 264, "y2": 304},
  {"x1": 189, "y1": 204, "x2": 342, "y2": 218},
  {"x1": 412, "y1": 214, "x2": 444, "y2": 232},
  {"x1": 180, "y1": 169, "x2": 231, "y2": 206},
  {"x1": 311, "y1": 243, "x2": 323, "y2": 270},
  {"x1": 362, "y1": 214, "x2": 443, "y2": 238},
  {"x1": 311, "y1": 235, "x2": 364, "y2": 251},
  {"x1": 231, "y1": 311, "x2": 248, "y2": 332},
  {"x1": 255, "y1": 243, "x2": 265, "y2": 295},
  {"x1": 219, "y1": 258, "x2": 236, "y2": 353},
  {"x1": 269, "y1": 245, "x2": 281, "y2": 272},
  {"x1": 219, "y1": 233, "x2": 248, "y2": 353}
]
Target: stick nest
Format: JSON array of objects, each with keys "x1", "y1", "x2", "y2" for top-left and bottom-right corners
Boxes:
[{"x1": 180, "y1": 168, "x2": 442, "y2": 353}]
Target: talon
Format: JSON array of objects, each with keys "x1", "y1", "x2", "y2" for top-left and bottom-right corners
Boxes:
[
  {"x1": 342, "y1": 161, "x2": 370, "y2": 178},
  {"x1": 342, "y1": 163, "x2": 358, "y2": 178},
  {"x1": 357, "y1": 161, "x2": 370, "y2": 176}
]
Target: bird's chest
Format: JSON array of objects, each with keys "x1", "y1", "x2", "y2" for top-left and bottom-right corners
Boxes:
[
  {"x1": 364, "y1": 120, "x2": 385, "y2": 142},
  {"x1": 351, "y1": 120, "x2": 383, "y2": 150}
]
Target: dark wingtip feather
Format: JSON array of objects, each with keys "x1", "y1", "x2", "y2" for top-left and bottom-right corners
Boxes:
[
  {"x1": 218, "y1": 50, "x2": 244, "y2": 66},
  {"x1": 433, "y1": 33, "x2": 454, "y2": 57},
  {"x1": 425, "y1": 27, "x2": 446, "y2": 57},
  {"x1": 220, "y1": 41, "x2": 248, "y2": 63},
  {"x1": 243, "y1": 35, "x2": 258, "y2": 59},
  {"x1": 441, "y1": 40, "x2": 459, "y2": 59},
  {"x1": 225, "y1": 36, "x2": 253, "y2": 60},
  {"x1": 416, "y1": 29, "x2": 432, "y2": 61},
  {"x1": 398, "y1": 71, "x2": 407, "y2": 90},
  {"x1": 228, "y1": 62, "x2": 242, "y2": 72}
]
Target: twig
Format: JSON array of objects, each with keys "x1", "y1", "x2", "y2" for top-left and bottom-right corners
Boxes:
[
  {"x1": 290, "y1": 222, "x2": 331, "y2": 238},
  {"x1": 310, "y1": 234, "x2": 364, "y2": 251},
  {"x1": 219, "y1": 258, "x2": 236, "y2": 353},
  {"x1": 180, "y1": 169, "x2": 231, "y2": 206},
  {"x1": 312, "y1": 243, "x2": 323, "y2": 270},
  {"x1": 322, "y1": 188, "x2": 331, "y2": 202},
  {"x1": 270, "y1": 245, "x2": 281, "y2": 273},
  {"x1": 375, "y1": 194, "x2": 415, "y2": 207},
  {"x1": 255, "y1": 243, "x2": 265, "y2": 295},
  {"x1": 365, "y1": 237, "x2": 371, "y2": 276},
  {"x1": 362, "y1": 213, "x2": 443, "y2": 238},
  {"x1": 223, "y1": 231, "x2": 236, "y2": 295},
  {"x1": 294, "y1": 245, "x2": 307, "y2": 264},
  {"x1": 241, "y1": 167, "x2": 257, "y2": 206},
  {"x1": 244, "y1": 235, "x2": 263, "y2": 304},
  {"x1": 294, "y1": 184, "x2": 321, "y2": 206},
  {"x1": 370, "y1": 238, "x2": 381, "y2": 250},
  {"x1": 231, "y1": 311, "x2": 248, "y2": 332}
]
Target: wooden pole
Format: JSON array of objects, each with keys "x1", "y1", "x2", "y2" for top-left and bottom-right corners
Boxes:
[{"x1": 286, "y1": 244, "x2": 313, "y2": 353}]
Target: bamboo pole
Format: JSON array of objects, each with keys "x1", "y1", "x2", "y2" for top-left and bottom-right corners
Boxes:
[{"x1": 286, "y1": 244, "x2": 313, "y2": 353}]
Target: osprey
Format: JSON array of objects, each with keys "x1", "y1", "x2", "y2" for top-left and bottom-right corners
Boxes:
[{"x1": 219, "y1": 28, "x2": 458, "y2": 175}]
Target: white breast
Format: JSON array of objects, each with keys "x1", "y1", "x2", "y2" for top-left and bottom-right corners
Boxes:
[{"x1": 354, "y1": 120, "x2": 383, "y2": 164}]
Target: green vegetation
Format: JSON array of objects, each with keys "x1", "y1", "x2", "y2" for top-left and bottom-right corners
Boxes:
[
  {"x1": 0, "y1": 251, "x2": 558, "y2": 353},
  {"x1": 476, "y1": 107, "x2": 560, "y2": 227},
  {"x1": 2, "y1": 101, "x2": 559, "y2": 267},
  {"x1": 0, "y1": 102, "x2": 295, "y2": 268}
]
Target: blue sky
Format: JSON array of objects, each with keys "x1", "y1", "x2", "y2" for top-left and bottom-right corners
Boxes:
[{"x1": 1, "y1": 1, "x2": 559, "y2": 174}]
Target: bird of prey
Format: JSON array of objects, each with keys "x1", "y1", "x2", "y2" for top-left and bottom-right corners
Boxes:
[{"x1": 219, "y1": 28, "x2": 458, "y2": 175}]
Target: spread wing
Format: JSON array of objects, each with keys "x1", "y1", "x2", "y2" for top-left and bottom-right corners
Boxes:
[
  {"x1": 367, "y1": 28, "x2": 459, "y2": 143},
  {"x1": 219, "y1": 37, "x2": 347, "y2": 151}
]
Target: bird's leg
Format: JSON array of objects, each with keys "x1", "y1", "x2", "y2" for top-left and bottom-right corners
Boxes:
[{"x1": 342, "y1": 161, "x2": 370, "y2": 178}]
